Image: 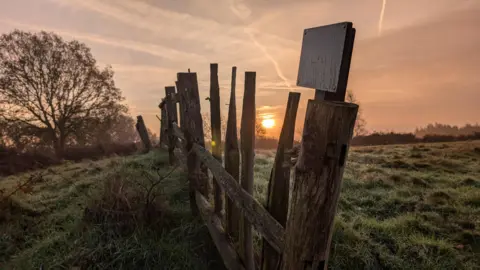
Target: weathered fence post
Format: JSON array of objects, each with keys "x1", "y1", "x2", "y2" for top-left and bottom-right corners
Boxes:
[
  {"x1": 282, "y1": 100, "x2": 358, "y2": 270},
  {"x1": 178, "y1": 72, "x2": 210, "y2": 215},
  {"x1": 135, "y1": 115, "x2": 151, "y2": 152},
  {"x1": 240, "y1": 71, "x2": 256, "y2": 270},
  {"x1": 175, "y1": 80, "x2": 186, "y2": 129},
  {"x1": 165, "y1": 86, "x2": 178, "y2": 165},
  {"x1": 225, "y1": 66, "x2": 240, "y2": 242},
  {"x1": 209, "y1": 63, "x2": 224, "y2": 216},
  {"x1": 262, "y1": 92, "x2": 300, "y2": 270},
  {"x1": 160, "y1": 105, "x2": 168, "y2": 147}
]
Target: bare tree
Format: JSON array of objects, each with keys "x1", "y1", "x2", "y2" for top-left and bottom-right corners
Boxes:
[
  {"x1": 0, "y1": 30, "x2": 126, "y2": 157},
  {"x1": 346, "y1": 89, "x2": 367, "y2": 137}
]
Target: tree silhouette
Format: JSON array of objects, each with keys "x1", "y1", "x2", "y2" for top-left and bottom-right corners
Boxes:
[
  {"x1": 346, "y1": 89, "x2": 367, "y2": 137},
  {"x1": 0, "y1": 30, "x2": 126, "y2": 157}
]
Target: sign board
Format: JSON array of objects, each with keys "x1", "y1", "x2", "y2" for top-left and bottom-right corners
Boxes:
[{"x1": 297, "y1": 22, "x2": 354, "y2": 93}]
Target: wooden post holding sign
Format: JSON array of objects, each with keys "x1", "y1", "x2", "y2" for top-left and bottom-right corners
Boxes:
[{"x1": 282, "y1": 22, "x2": 357, "y2": 270}]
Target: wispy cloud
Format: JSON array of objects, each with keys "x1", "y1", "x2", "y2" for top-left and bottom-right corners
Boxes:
[
  {"x1": 0, "y1": 19, "x2": 206, "y2": 62},
  {"x1": 228, "y1": 0, "x2": 292, "y2": 88}
]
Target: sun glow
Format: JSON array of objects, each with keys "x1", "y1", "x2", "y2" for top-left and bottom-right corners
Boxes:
[{"x1": 261, "y1": 118, "x2": 275, "y2": 129}]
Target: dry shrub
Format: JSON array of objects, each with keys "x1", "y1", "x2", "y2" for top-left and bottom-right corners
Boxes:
[
  {"x1": 0, "y1": 146, "x2": 59, "y2": 176},
  {"x1": 83, "y1": 166, "x2": 177, "y2": 234},
  {"x1": 0, "y1": 143, "x2": 138, "y2": 176},
  {"x1": 62, "y1": 143, "x2": 138, "y2": 162}
]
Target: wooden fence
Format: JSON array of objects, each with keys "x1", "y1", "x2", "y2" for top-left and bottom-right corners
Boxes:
[{"x1": 157, "y1": 64, "x2": 358, "y2": 270}]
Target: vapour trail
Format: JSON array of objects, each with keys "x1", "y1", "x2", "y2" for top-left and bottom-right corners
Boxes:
[
  {"x1": 378, "y1": 0, "x2": 387, "y2": 36},
  {"x1": 228, "y1": 0, "x2": 292, "y2": 88}
]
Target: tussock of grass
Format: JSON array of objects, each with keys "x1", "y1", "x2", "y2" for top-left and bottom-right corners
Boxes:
[{"x1": 1, "y1": 151, "x2": 223, "y2": 269}]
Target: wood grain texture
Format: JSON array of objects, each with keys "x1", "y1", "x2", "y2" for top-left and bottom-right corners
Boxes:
[
  {"x1": 210, "y1": 63, "x2": 224, "y2": 215},
  {"x1": 178, "y1": 72, "x2": 209, "y2": 215},
  {"x1": 196, "y1": 191, "x2": 245, "y2": 270},
  {"x1": 165, "y1": 86, "x2": 178, "y2": 165},
  {"x1": 239, "y1": 72, "x2": 256, "y2": 270},
  {"x1": 175, "y1": 79, "x2": 189, "y2": 158},
  {"x1": 159, "y1": 105, "x2": 168, "y2": 147},
  {"x1": 282, "y1": 100, "x2": 358, "y2": 270},
  {"x1": 297, "y1": 22, "x2": 352, "y2": 92},
  {"x1": 175, "y1": 80, "x2": 186, "y2": 128},
  {"x1": 192, "y1": 144, "x2": 285, "y2": 254},
  {"x1": 262, "y1": 92, "x2": 300, "y2": 270},
  {"x1": 225, "y1": 66, "x2": 240, "y2": 242},
  {"x1": 324, "y1": 26, "x2": 356, "y2": 102}
]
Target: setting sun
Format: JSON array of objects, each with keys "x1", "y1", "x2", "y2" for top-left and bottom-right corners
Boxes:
[{"x1": 261, "y1": 119, "x2": 275, "y2": 129}]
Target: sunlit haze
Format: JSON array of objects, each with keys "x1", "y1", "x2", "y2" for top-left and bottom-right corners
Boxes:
[
  {"x1": 2, "y1": 0, "x2": 479, "y2": 138},
  {"x1": 262, "y1": 119, "x2": 275, "y2": 129}
]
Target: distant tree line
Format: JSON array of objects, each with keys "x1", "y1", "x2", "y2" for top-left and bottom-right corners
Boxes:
[
  {"x1": 414, "y1": 123, "x2": 480, "y2": 138},
  {"x1": 351, "y1": 129, "x2": 480, "y2": 146}
]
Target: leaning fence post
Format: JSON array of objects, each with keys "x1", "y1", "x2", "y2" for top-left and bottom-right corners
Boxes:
[
  {"x1": 135, "y1": 115, "x2": 151, "y2": 152},
  {"x1": 225, "y1": 66, "x2": 240, "y2": 242},
  {"x1": 178, "y1": 72, "x2": 210, "y2": 215},
  {"x1": 209, "y1": 63, "x2": 224, "y2": 216},
  {"x1": 239, "y1": 71, "x2": 256, "y2": 270},
  {"x1": 165, "y1": 86, "x2": 178, "y2": 165},
  {"x1": 262, "y1": 92, "x2": 300, "y2": 270},
  {"x1": 282, "y1": 100, "x2": 358, "y2": 270}
]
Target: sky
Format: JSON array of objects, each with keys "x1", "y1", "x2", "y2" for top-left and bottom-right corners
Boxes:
[{"x1": 1, "y1": 0, "x2": 479, "y2": 138}]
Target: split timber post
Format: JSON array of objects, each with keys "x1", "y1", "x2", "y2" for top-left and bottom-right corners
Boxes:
[
  {"x1": 262, "y1": 92, "x2": 300, "y2": 270},
  {"x1": 239, "y1": 71, "x2": 256, "y2": 270},
  {"x1": 158, "y1": 101, "x2": 168, "y2": 148},
  {"x1": 209, "y1": 63, "x2": 224, "y2": 216},
  {"x1": 282, "y1": 21, "x2": 357, "y2": 269},
  {"x1": 282, "y1": 100, "x2": 358, "y2": 269},
  {"x1": 178, "y1": 72, "x2": 209, "y2": 215},
  {"x1": 135, "y1": 115, "x2": 151, "y2": 152},
  {"x1": 165, "y1": 86, "x2": 178, "y2": 165},
  {"x1": 224, "y1": 66, "x2": 240, "y2": 242}
]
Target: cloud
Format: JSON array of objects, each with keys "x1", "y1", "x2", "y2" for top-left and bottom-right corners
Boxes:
[{"x1": 0, "y1": 19, "x2": 206, "y2": 62}]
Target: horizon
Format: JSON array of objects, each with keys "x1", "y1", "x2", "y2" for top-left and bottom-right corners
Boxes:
[{"x1": 1, "y1": 0, "x2": 479, "y2": 139}]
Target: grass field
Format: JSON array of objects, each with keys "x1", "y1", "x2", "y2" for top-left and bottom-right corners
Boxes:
[{"x1": 1, "y1": 141, "x2": 479, "y2": 269}]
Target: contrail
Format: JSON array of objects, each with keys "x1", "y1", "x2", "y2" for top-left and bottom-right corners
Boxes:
[
  {"x1": 245, "y1": 30, "x2": 291, "y2": 88},
  {"x1": 378, "y1": 0, "x2": 387, "y2": 36},
  {"x1": 229, "y1": 0, "x2": 291, "y2": 88}
]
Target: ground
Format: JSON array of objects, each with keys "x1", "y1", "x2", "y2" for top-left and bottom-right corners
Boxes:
[{"x1": 1, "y1": 141, "x2": 479, "y2": 269}]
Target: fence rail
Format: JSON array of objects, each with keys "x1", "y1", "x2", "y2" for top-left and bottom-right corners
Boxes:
[{"x1": 155, "y1": 64, "x2": 358, "y2": 270}]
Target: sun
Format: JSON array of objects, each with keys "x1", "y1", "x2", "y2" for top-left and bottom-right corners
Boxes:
[{"x1": 261, "y1": 119, "x2": 275, "y2": 129}]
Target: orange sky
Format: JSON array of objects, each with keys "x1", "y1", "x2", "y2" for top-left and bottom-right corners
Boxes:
[{"x1": 1, "y1": 0, "x2": 479, "y2": 138}]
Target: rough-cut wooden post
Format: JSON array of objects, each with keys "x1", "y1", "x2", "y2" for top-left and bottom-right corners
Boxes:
[
  {"x1": 239, "y1": 71, "x2": 256, "y2": 270},
  {"x1": 262, "y1": 92, "x2": 300, "y2": 270},
  {"x1": 165, "y1": 86, "x2": 178, "y2": 165},
  {"x1": 135, "y1": 115, "x2": 151, "y2": 152},
  {"x1": 175, "y1": 80, "x2": 189, "y2": 157},
  {"x1": 225, "y1": 66, "x2": 240, "y2": 242},
  {"x1": 209, "y1": 63, "x2": 224, "y2": 216},
  {"x1": 178, "y1": 72, "x2": 210, "y2": 215},
  {"x1": 160, "y1": 105, "x2": 168, "y2": 147},
  {"x1": 282, "y1": 100, "x2": 358, "y2": 270},
  {"x1": 175, "y1": 80, "x2": 186, "y2": 128}
]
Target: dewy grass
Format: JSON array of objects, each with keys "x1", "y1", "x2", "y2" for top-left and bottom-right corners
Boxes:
[
  {"x1": 1, "y1": 140, "x2": 479, "y2": 269},
  {"x1": 255, "y1": 140, "x2": 480, "y2": 269},
  {"x1": 1, "y1": 150, "x2": 224, "y2": 270}
]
